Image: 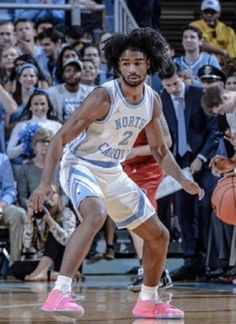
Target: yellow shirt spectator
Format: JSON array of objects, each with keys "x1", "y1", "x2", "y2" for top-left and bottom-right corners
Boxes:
[{"x1": 190, "y1": 19, "x2": 236, "y2": 60}]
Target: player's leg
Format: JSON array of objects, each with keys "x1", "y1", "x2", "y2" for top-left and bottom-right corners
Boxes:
[
  {"x1": 42, "y1": 163, "x2": 107, "y2": 315},
  {"x1": 133, "y1": 215, "x2": 169, "y2": 288},
  {"x1": 59, "y1": 197, "x2": 106, "y2": 277},
  {"x1": 105, "y1": 170, "x2": 183, "y2": 319},
  {"x1": 131, "y1": 215, "x2": 184, "y2": 319}
]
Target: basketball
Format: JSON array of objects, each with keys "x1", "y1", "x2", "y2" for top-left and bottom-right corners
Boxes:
[{"x1": 211, "y1": 175, "x2": 236, "y2": 225}]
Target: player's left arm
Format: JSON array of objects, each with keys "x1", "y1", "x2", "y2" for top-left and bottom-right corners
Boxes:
[{"x1": 145, "y1": 95, "x2": 204, "y2": 199}]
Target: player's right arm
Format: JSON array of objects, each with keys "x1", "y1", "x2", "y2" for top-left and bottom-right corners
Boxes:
[{"x1": 29, "y1": 87, "x2": 110, "y2": 212}]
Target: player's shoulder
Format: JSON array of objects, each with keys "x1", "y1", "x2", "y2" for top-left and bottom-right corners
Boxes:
[{"x1": 88, "y1": 85, "x2": 111, "y2": 103}]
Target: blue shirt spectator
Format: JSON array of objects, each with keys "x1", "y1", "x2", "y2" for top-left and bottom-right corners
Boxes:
[{"x1": 0, "y1": 153, "x2": 17, "y2": 205}]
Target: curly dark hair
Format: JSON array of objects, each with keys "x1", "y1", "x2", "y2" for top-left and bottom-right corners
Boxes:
[{"x1": 104, "y1": 27, "x2": 171, "y2": 75}]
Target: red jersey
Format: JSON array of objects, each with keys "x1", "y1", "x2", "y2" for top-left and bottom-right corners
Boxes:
[{"x1": 124, "y1": 130, "x2": 163, "y2": 208}]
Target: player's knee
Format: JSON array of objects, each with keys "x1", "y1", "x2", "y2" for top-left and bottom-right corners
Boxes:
[
  {"x1": 84, "y1": 211, "x2": 107, "y2": 233},
  {"x1": 154, "y1": 225, "x2": 170, "y2": 246}
]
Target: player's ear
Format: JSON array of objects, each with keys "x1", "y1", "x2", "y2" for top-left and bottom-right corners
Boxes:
[{"x1": 146, "y1": 59, "x2": 151, "y2": 74}]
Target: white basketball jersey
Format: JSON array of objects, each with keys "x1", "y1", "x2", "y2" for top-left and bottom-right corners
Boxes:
[{"x1": 66, "y1": 79, "x2": 154, "y2": 167}]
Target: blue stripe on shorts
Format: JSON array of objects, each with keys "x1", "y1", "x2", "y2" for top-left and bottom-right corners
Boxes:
[
  {"x1": 68, "y1": 167, "x2": 99, "y2": 209},
  {"x1": 116, "y1": 189, "x2": 145, "y2": 228}
]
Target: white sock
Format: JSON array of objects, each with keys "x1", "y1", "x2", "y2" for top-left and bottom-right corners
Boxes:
[
  {"x1": 53, "y1": 275, "x2": 73, "y2": 294},
  {"x1": 139, "y1": 284, "x2": 159, "y2": 301}
]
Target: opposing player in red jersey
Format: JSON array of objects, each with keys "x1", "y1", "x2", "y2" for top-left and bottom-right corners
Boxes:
[{"x1": 124, "y1": 114, "x2": 173, "y2": 292}]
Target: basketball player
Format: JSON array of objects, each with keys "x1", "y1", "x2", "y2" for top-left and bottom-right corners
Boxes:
[{"x1": 29, "y1": 28, "x2": 204, "y2": 319}]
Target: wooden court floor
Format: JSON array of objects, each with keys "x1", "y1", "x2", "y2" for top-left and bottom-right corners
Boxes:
[{"x1": 0, "y1": 275, "x2": 236, "y2": 323}]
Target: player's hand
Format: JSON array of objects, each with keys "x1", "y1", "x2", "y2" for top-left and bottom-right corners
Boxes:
[
  {"x1": 180, "y1": 179, "x2": 205, "y2": 200},
  {"x1": 210, "y1": 155, "x2": 236, "y2": 174},
  {"x1": 28, "y1": 184, "x2": 53, "y2": 214}
]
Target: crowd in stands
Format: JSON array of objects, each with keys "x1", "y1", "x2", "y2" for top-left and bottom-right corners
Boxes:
[{"x1": 0, "y1": 0, "x2": 236, "y2": 289}]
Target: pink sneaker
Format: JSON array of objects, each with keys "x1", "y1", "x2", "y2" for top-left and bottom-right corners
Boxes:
[
  {"x1": 41, "y1": 289, "x2": 84, "y2": 316},
  {"x1": 132, "y1": 298, "x2": 184, "y2": 319}
]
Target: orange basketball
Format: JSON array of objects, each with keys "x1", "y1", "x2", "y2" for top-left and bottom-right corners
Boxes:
[{"x1": 211, "y1": 176, "x2": 236, "y2": 225}]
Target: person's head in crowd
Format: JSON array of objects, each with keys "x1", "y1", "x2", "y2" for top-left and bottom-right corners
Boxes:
[
  {"x1": 0, "y1": 21, "x2": 16, "y2": 48},
  {"x1": 13, "y1": 63, "x2": 39, "y2": 104},
  {"x1": 13, "y1": 53, "x2": 46, "y2": 82},
  {"x1": 55, "y1": 45, "x2": 81, "y2": 84},
  {"x1": 223, "y1": 57, "x2": 236, "y2": 76},
  {"x1": 81, "y1": 59, "x2": 98, "y2": 86},
  {"x1": 98, "y1": 32, "x2": 112, "y2": 62},
  {"x1": 72, "y1": 32, "x2": 93, "y2": 55},
  {"x1": 159, "y1": 62, "x2": 183, "y2": 96},
  {"x1": 17, "y1": 63, "x2": 39, "y2": 90},
  {"x1": 0, "y1": 45, "x2": 20, "y2": 72},
  {"x1": 200, "y1": 0, "x2": 221, "y2": 28},
  {"x1": 37, "y1": 28, "x2": 63, "y2": 59},
  {"x1": 82, "y1": 44, "x2": 100, "y2": 69},
  {"x1": 22, "y1": 89, "x2": 57, "y2": 121},
  {"x1": 225, "y1": 71, "x2": 236, "y2": 92},
  {"x1": 181, "y1": 25, "x2": 203, "y2": 54},
  {"x1": 198, "y1": 64, "x2": 226, "y2": 87},
  {"x1": 35, "y1": 18, "x2": 54, "y2": 36},
  {"x1": 62, "y1": 58, "x2": 83, "y2": 89},
  {"x1": 31, "y1": 127, "x2": 53, "y2": 158},
  {"x1": 15, "y1": 19, "x2": 36, "y2": 43}
]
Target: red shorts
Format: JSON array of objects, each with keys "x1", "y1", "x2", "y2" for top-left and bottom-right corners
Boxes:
[{"x1": 124, "y1": 162, "x2": 163, "y2": 209}]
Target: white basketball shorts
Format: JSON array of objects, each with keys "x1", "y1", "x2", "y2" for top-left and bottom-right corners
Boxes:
[{"x1": 59, "y1": 151, "x2": 155, "y2": 230}]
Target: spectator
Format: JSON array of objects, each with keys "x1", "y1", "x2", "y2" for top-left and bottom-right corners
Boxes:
[
  {"x1": 0, "y1": 21, "x2": 16, "y2": 50},
  {"x1": 82, "y1": 43, "x2": 111, "y2": 85},
  {"x1": 190, "y1": 0, "x2": 236, "y2": 65},
  {"x1": 0, "y1": 45, "x2": 20, "y2": 88},
  {"x1": 198, "y1": 64, "x2": 226, "y2": 87},
  {"x1": 15, "y1": 19, "x2": 41, "y2": 57},
  {"x1": 80, "y1": 59, "x2": 98, "y2": 86},
  {"x1": 204, "y1": 71, "x2": 236, "y2": 283},
  {"x1": 17, "y1": 128, "x2": 56, "y2": 209},
  {"x1": 0, "y1": 153, "x2": 26, "y2": 262},
  {"x1": 36, "y1": 27, "x2": 64, "y2": 85},
  {"x1": 47, "y1": 58, "x2": 93, "y2": 122},
  {"x1": 23, "y1": 185, "x2": 76, "y2": 281},
  {"x1": 7, "y1": 89, "x2": 61, "y2": 176},
  {"x1": 159, "y1": 62, "x2": 223, "y2": 281},
  {"x1": 54, "y1": 45, "x2": 81, "y2": 84},
  {"x1": 35, "y1": 18, "x2": 54, "y2": 36},
  {"x1": 5, "y1": 63, "x2": 40, "y2": 137},
  {"x1": 0, "y1": 84, "x2": 17, "y2": 153},
  {"x1": 173, "y1": 25, "x2": 221, "y2": 85},
  {"x1": 5, "y1": 53, "x2": 49, "y2": 95}
]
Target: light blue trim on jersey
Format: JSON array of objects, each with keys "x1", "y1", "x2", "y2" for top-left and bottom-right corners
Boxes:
[
  {"x1": 69, "y1": 130, "x2": 88, "y2": 155},
  {"x1": 116, "y1": 189, "x2": 145, "y2": 228},
  {"x1": 79, "y1": 156, "x2": 118, "y2": 168},
  {"x1": 115, "y1": 79, "x2": 148, "y2": 109}
]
